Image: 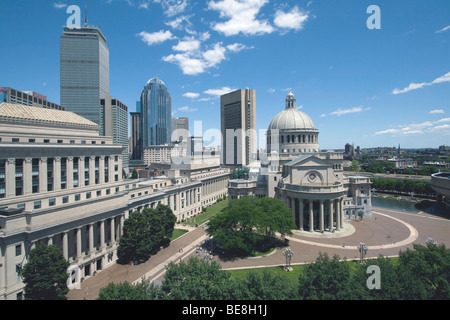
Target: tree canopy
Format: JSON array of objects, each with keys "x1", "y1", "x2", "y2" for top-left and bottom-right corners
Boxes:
[
  {"x1": 206, "y1": 197, "x2": 296, "y2": 256},
  {"x1": 21, "y1": 243, "x2": 70, "y2": 300},
  {"x1": 117, "y1": 204, "x2": 176, "y2": 264}
]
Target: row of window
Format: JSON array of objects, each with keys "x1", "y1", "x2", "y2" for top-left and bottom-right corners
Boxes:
[{"x1": 1, "y1": 137, "x2": 107, "y2": 145}]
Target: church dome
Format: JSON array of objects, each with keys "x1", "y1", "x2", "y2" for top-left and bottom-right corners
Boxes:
[{"x1": 268, "y1": 91, "x2": 316, "y2": 131}]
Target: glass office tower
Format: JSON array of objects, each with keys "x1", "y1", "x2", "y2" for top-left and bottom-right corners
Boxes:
[
  {"x1": 60, "y1": 26, "x2": 110, "y2": 124},
  {"x1": 140, "y1": 78, "x2": 172, "y2": 147}
]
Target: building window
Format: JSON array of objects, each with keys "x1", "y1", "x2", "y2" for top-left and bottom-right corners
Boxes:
[
  {"x1": 15, "y1": 244, "x2": 21, "y2": 256},
  {"x1": 86, "y1": 192, "x2": 91, "y2": 199},
  {"x1": 44, "y1": 139, "x2": 50, "y2": 143},
  {"x1": 62, "y1": 196, "x2": 69, "y2": 204},
  {"x1": 75, "y1": 194, "x2": 81, "y2": 201},
  {"x1": 49, "y1": 198, "x2": 56, "y2": 206},
  {"x1": 34, "y1": 201, "x2": 41, "y2": 209},
  {"x1": 12, "y1": 138, "x2": 19, "y2": 142}
]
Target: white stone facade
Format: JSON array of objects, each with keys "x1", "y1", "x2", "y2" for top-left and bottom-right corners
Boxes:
[{"x1": 0, "y1": 103, "x2": 230, "y2": 300}]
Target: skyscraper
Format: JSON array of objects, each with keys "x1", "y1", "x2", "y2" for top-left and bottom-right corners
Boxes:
[
  {"x1": 171, "y1": 117, "x2": 189, "y2": 142},
  {"x1": 140, "y1": 78, "x2": 172, "y2": 147},
  {"x1": 60, "y1": 26, "x2": 110, "y2": 125},
  {"x1": 220, "y1": 89, "x2": 257, "y2": 167},
  {"x1": 100, "y1": 96, "x2": 129, "y2": 171}
]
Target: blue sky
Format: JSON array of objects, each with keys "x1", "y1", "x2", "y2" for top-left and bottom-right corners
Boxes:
[{"x1": 0, "y1": 0, "x2": 449, "y2": 149}]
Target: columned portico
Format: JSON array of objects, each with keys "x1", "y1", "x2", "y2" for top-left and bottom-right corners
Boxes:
[{"x1": 286, "y1": 196, "x2": 344, "y2": 234}]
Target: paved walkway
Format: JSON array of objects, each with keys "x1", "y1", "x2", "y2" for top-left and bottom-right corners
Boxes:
[{"x1": 66, "y1": 207, "x2": 450, "y2": 300}]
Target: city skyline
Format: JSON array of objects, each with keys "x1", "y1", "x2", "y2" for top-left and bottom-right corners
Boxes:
[{"x1": 1, "y1": 0, "x2": 449, "y2": 149}]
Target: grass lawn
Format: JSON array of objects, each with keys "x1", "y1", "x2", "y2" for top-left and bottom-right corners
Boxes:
[
  {"x1": 185, "y1": 200, "x2": 229, "y2": 226},
  {"x1": 227, "y1": 265, "x2": 305, "y2": 282},
  {"x1": 170, "y1": 229, "x2": 189, "y2": 241}
]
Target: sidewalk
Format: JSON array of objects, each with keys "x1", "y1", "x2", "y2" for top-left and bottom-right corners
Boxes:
[{"x1": 66, "y1": 226, "x2": 208, "y2": 300}]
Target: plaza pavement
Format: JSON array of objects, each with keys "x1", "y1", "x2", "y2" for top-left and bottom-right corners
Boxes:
[{"x1": 66, "y1": 206, "x2": 450, "y2": 300}]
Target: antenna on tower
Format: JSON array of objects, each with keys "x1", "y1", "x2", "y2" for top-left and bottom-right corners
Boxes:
[{"x1": 84, "y1": 0, "x2": 88, "y2": 27}]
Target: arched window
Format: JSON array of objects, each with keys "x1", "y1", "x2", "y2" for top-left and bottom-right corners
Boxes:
[
  {"x1": 298, "y1": 135, "x2": 301, "y2": 143},
  {"x1": 287, "y1": 135, "x2": 290, "y2": 143}
]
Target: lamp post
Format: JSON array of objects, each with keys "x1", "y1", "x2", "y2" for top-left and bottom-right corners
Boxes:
[
  {"x1": 283, "y1": 247, "x2": 294, "y2": 271},
  {"x1": 357, "y1": 242, "x2": 368, "y2": 263}
]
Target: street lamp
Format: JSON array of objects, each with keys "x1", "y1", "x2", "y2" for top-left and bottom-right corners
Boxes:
[
  {"x1": 357, "y1": 242, "x2": 368, "y2": 263},
  {"x1": 283, "y1": 247, "x2": 294, "y2": 271}
]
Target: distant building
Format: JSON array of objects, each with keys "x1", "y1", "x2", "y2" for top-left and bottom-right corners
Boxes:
[
  {"x1": 100, "y1": 97, "x2": 129, "y2": 171},
  {"x1": 345, "y1": 143, "x2": 354, "y2": 155},
  {"x1": 130, "y1": 111, "x2": 142, "y2": 161},
  {"x1": 0, "y1": 87, "x2": 65, "y2": 110},
  {"x1": 220, "y1": 89, "x2": 256, "y2": 167},
  {"x1": 60, "y1": 26, "x2": 110, "y2": 125},
  {"x1": 171, "y1": 117, "x2": 189, "y2": 142},
  {"x1": 140, "y1": 78, "x2": 172, "y2": 147}
]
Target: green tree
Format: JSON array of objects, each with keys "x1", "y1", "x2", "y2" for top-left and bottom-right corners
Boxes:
[
  {"x1": 298, "y1": 253, "x2": 352, "y2": 300},
  {"x1": 118, "y1": 205, "x2": 176, "y2": 264},
  {"x1": 351, "y1": 160, "x2": 360, "y2": 172},
  {"x1": 207, "y1": 197, "x2": 295, "y2": 256},
  {"x1": 161, "y1": 257, "x2": 235, "y2": 300},
  {"x1": 234, "y1": 270, "x2": 297, "y2": 300},
  {"x1": 21, "y1": 243, "x2": 70, "y2": 300},
  {"x1": 397, "y1": 243, "x2": 450, "y2": 299},
  {"x1": 98, "y1": 279, "x2": 164, "y2": 300}
]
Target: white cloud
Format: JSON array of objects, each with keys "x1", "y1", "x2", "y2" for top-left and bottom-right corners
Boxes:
[
  {"x1": 320, "y1": 113, "x2": 327, "y2": 118},
  {"x1": 329, "y1": 106, "x2": 371, "y2": 116},
  {"x1": 137, "y1": 30, "x2": 175, "y2": 46},
  {"x1": 172, "y1": 37, "x2": 201, "y2": 52},
  {"x1": 435, "y1": 25, "x2": 450, "y2": 34},
  {"x1": 204, "y1": 87, "x2": 236, "y2": 96},
  {"x1": 375, "y1": 118, "x2": 450, "y2": 136},
  {"x1": 226, "y1": 43, "x2": 254, "y2": 52},
  {"x1": 162, "y1": 53, "x2": 206, "y2": 75},
  {"x1": 178, "y1": 106, "x2": 198, "y2": 112},
  {"x1": 267, "y1": 88, "x2": 275, "y2": 94},
  {"x1": 273, "y1": 5, "x2": 309, "y2": 31},
  {"x1": 183, "y1": 92, "x2": 200, "y2": 98},
  {"x1": 207, "y1": 0, "x2": 274, "y2": 36},
  {"x1": 53, "y1": 2, "x2": 68, "y2": 9},
  {"x1": 163, "y1": 41, "x2": 247, "y2": 75},
  {"x1": 393, "y1": 71, "x2": 450, "y2": 94},
  {"x1": 202, "y1": 42, "x2": 227, "y2": 67},
  {"x1": 161, "y1": 0, "x2": 188, "y2": 17},
  {"x1": 429, "y1": 109, "x2": 445, "y2": 114}
]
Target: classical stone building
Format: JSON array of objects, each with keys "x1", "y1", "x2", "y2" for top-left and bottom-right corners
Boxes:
[
  {"x1": 228, "y1": 92, "x2": 372, "y2": 233},
  {"x1": 0, "y1": 102, "x2": 230, "y2": 300}
]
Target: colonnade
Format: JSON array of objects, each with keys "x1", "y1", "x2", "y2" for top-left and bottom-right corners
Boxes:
[
  {"x1": 287, "y1": 197, "x2": 344, "y2": 232},
  {"x1": 28, "y1": 214, "x2": 124, "y2": 276}
]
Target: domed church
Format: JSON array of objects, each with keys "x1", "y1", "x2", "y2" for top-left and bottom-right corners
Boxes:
[{"x1": 228, "y1": 91, "x2": 372, "y2": 233}]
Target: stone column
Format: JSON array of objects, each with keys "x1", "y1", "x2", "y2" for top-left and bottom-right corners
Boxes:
[
  {"x1": 329, "y1": 200, "x2": 334, "y2": 231},
  {"x1": 118, "y1": 155, "x2": 123, "y2": 182},
  {"x1": 99, "y1": 156, "x2": 105, "y2": 184},
  {"x1": 299, "y1": 199, "x2": 304, "y2": 231},
  {"x1": 110, "y1": 218, "x2": 116, "y2": 244},
  {"x1": 88, "y1": 224, "x2": 94, "y2": 253},
  {"x1": 76, "y1": 228, "x2": 82, "y2": 258},
  {"x1": 47, "y1": 235, "x2": 53, "y2": 246},
  {"x1": 319, "y1": 200, "x2": 324, "y2": 232},
  {"x1": 309, "y1": 200, "x2": 314, "y2": 232},
  {"x1": 54, "y1": 157, "x2": 61, "y2": 191},
  {"x1": 5, "y1": 158, "x2": 15, "y2": 198},
  {"x1": 100, "y1": 220, "x2": 105, "y2": 249},
  {"x1": 78, "y1": 157, "x2": 85, "y2": 188},
  {"x1": 67, "y1": 157, "x2": 74, "y2": 189},
  {"x1": 23, "y1": 158, "x2": 32, "y2": 195},
  {"x1": 39, "y1": 158, "x2": 48, "y2": 193},
  {"x1": 340, "y1": 198, "x2": 344, "y2": 229},
  {"x1": 108, "y1": 156, "x2": 114, "y2": 183},
  {"x1": 336, "y1": 199, "x2": 341, "y2": 230},
  {"x1": 62, "y1": 231, "x2": 68, "y2": 260},
  {"x1": 89, "y1": 156, "x2": 96, "y2": 185}
]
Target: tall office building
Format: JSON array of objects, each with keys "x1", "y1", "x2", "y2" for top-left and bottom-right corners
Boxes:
[
  {"x1": 60, "y1": 26, "x2": 110, "y2": 125},
  {"x1": 220, "y1": 89, "x2": 257, "y2": 167},
  {"x1": 140, "y1": 78, "x2": 172, "y2": 147},
  {"x1": 171, "y1": 117, "x2": 189, "y2": 142},
  {"x1": 100, "y1": 96, "x2": 129, "y2": 171},
  {"x1": 130, "y1": 109, "x2": 141, "y2": 161}
]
